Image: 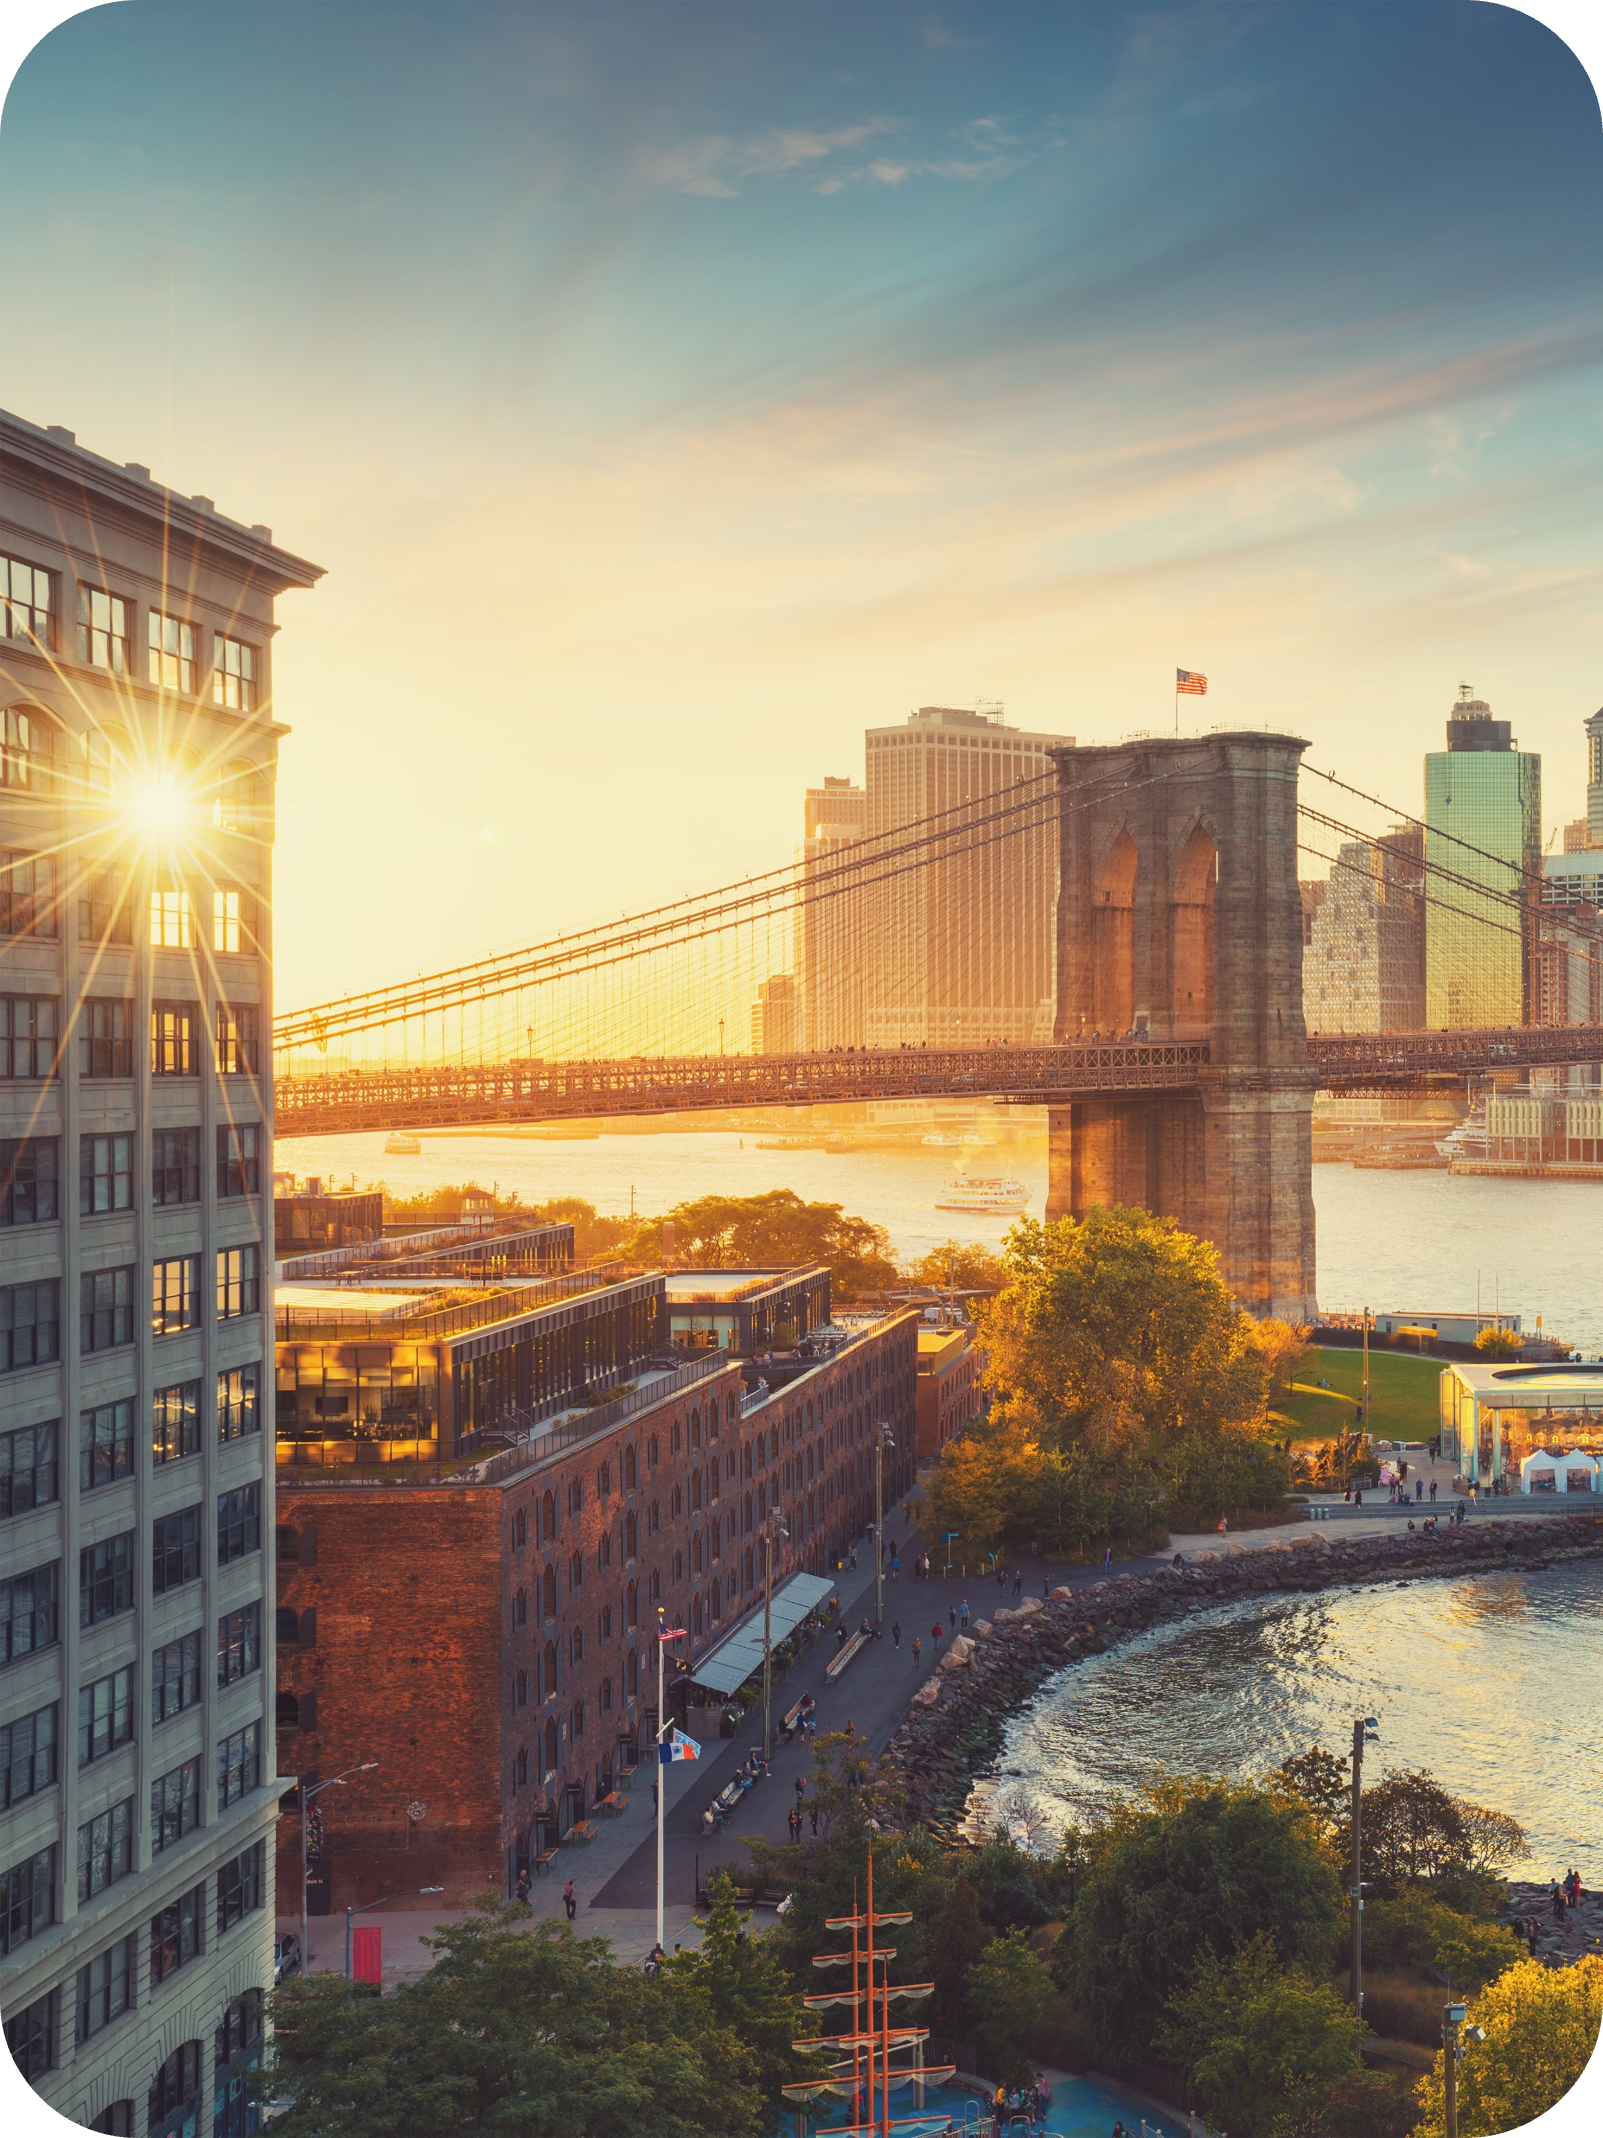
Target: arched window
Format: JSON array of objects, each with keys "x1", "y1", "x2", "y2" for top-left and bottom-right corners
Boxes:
[
  {"x1": 626, "y1": 1647, "x2": 639, "y2": 1695},
  {"x1": 543, "y1": 1642, "x2": 559, "y2": 1697},
  {"x1": 690, "y1": 1408, "x2": 701, "y2": 1448},
  {"x1": 648, "y1": 1433, "x2": 659, "y2": 1469},
  {"x1": 671, "y1": 1421, "x2": 682, "y2": 1454},
  {"x1": 78, "y1": 722, "x2": 131, "y2": 794},
  {"x1": 542, "y1": 1566, "x2": 558, "y2": 1619},
  {"x1": 624, "y1": 1444, "x2": 637, "y2": 1490},
  {"x1": 648, "y1": 1499, "x2": 660, "y2": 1534},
  {"x1": 600, "y1": 1676, "x2": 613, "y2": 1714},
  {"x1": 514, "y1": 1587, "x2": 528, "y2": 1627},
  {"x1": 710, "y1": 1517, "x2": 720, "y2": 1562},
  {"x1": 711, "y1": 1579, "x2": 720, "y2": 1621},
  {"x1": 1, "y1": 706, "x2": 58, "y2": 793},
  {"x1": 692, "y1": 1532, "x2": 703, "y2": 1575},
  {"x1": 692, "y1": 1594, "x2": 702, "y2": 1636},
  {"x1": 1170, "y1": 822, "x2": 1218, "y2": 1039},
  {"x1": 213, "y1": 758, "x2": 259, "y2": 832},
  {"x1": 626, "y1": 1580, "x2": 639, "y2": 1627},
  {"x1": 275, "y1": 1605, "x2": 300, "y2": 1642},
  {"x1": 512, "y1": 1508, "x2": 527, "y2": 1548},
  {"x1": 275, "y1": 1691, "x2": 301, "y2": 1729},
  {"x1": 544, "y1": 1717, "x2": 559, "y2": 1774},
  {"x1": 625, "y1": 1512, "x2": 638, "y2": 1559},
  {"x1": 515, "y1": 1670, "x2": 528, "y2": 1709},
  {"x1": 691, "y1": 1470, "x2": 702, "y2": 1512},
  {"x1": 671, "y1": 1484, "x2": 682, "y2": 1519},
  {"x1": 542, "y1": 1489, "x2": 556, "y2": 1541},
  {"x1": 569, "y1": 1550, "x2": 583, "y2": 1590}
]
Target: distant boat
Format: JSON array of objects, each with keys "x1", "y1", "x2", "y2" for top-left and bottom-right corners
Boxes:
[
  {"x1": 1435, "y1": 1119, "x2": 1489, "y2": 1161},
  {"x1": 935, "y1": 1176, "x2": 1029, "y2": 1214},
  {"x1": 921, "y1": 1132, "x2": 963, "y2": 1148},
  {"x1": 383, "y1": 1132, "x2": 421, "y2": 1156}
]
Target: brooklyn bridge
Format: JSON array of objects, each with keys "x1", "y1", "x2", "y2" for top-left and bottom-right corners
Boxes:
[{"x1": 275, "y1": 732, "x2": 1599, "y2": 1324}]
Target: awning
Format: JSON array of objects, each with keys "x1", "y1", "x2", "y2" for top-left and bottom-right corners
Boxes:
[{"x1": 687, "y1": 1571, "x2": 836, "y2": 1697}]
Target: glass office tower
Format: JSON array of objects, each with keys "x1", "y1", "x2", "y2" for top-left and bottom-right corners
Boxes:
[{"x1": 1424, "y1": 693, "x2": 1540, "y2": 1029}]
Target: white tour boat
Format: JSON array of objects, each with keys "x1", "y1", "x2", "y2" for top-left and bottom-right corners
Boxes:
[{"x1": 934, "y1": 1176, "x2": 1030, "y2": 1214}]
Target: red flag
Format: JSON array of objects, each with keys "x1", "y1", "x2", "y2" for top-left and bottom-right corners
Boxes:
[{"x1": 1176, "y1": 669, "x2": 1208, "y2": 695}]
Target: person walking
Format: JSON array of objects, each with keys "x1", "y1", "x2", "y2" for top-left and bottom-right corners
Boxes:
[
  {"x1": 1430, "y1": 1478, "x2": 1438, "y2": 1502},
  {"x1": 788, "y1": 1805, "x2": 803, "y2": 1842},
  {"x1": 912, "y1": 1635, "x2": 922, "y2": 1668},
  {"x1": 891, "y1": 1620, "x2": 902, "y2": 1649},
  {"x1": 562, "y1": 1879, "x2": 577, "y2": 1922},
  {"x1": 931, "y1": 1620, "x2": 943, "y2": 1652},
  {"x1": 959, "y1": 1599, "x2": 970, "y2": 1629},
  {"x1": 515, "y1": 1866, "x2": 531, "y2": 1904},
  {"x1": 948, "y1": 1603, "x2": 956, "y2": 1629},
  {"x1": 795, "y1": 1775, "x2": 806, "y2": 1805},
  {"x1": 836, "y1": 1622, "x2": 848, "y2": 1651},
  {"x1": 1103, "y1": 1544, "x2": 1113, "y2": 1573},
  {"x1": 1012, "y1": 1568, "x2": 1023, "y2": 1598}
]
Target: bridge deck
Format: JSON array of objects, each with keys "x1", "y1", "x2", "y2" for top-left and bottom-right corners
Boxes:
[{"x1": 273, "y1": 1027, "x2": 1601, "y2": 1136}]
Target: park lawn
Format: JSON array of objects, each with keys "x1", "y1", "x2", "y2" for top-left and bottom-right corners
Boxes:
[{"x1": 1273, "y1": 1346, "x2": 1443, "y2": 1444}]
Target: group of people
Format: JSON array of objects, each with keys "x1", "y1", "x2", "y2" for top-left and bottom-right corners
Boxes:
[{"x1": 990, "y1": 2074, "x2": 1051, "y2": 2125}]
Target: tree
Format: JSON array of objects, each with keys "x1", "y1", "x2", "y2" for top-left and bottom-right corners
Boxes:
[
  {"x1": 665, "y1": 1872, "x2": 828, "y2": 2115},
  {"x1": 965, "y1": 1930, "x2": 1057, "y2": 2087},
  {"x1": 1059, "y1": 1775, "x2": 1342, "y2": 2061},
  {"x1": 1472, "y1": 1326, "x2": 1522, "y2": 1357},
  {"x1": 1413, "y1": 1954, "x2": 1603, "y2": 2138},
  {"x1": 1451, "y1": 1797, "x2": 1529, "y2": 1878},
  {"x1": 927, "y1": 1875, "x2": 990, "y2": 2039},
  {"x1": 1269, "y1": 1747, "x2": 1351, "y2": 1833},
  {"x1": 1158, "y1": 1935, "x2": 1366, "y2": 2138},
  {"x1": 904, "y1": 1239, "x2": 1008, "y2": 1297},
  {"x1": 261, "y1": 1906, "x2": 762, "y2": 2136},
  {"x1": 629, "y1": 1191, "x2": 898, "y2": 1301},
  {"x1": 1252, "y1": 1318, "x2": 1313, "y2": 1402},
  {"x1": 1359, "y1": 1770, "x2": 1467, "y2": 1887}
]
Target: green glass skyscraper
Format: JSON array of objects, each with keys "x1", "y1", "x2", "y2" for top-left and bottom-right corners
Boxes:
[{"x1": 1424, "y1": 691, "x2": 1541, "y2": 1027}]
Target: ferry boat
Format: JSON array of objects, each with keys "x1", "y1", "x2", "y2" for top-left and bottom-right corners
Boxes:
[
  {"x1": 383, "y1": 1131, "x2": 421, "y2": 1156},
  {"x1": 1435, "y1": 1117, "x2": 1489, "y2": 1162},
  {"x1": 934, "y1": 1176, "x2": 1030, "y2": 1214}
]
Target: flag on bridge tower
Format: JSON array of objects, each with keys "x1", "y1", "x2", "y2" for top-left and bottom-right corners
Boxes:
[{"x1": 1176, "y1": 668, "x2": 1208, "y2": 694}]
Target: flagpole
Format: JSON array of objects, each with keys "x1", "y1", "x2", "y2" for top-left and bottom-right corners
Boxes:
[{"x1": 656, "y1": 1610, "x2": 667, "y2": 1953}]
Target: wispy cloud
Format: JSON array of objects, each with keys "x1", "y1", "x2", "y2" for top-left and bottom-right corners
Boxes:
[{"x1": 640, "y1": 119, "x2": 903, "y2": 197}]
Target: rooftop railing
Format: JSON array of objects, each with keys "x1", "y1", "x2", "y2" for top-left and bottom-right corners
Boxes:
[{"x1": 273, "y1": 1261, "x2": 651, "y2": 1343}]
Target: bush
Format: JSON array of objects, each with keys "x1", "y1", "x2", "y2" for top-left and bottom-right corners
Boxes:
[
  {"x1": 1360, "y1": 1968, "x2": 1452, "y2": 2048},
  {"x1": 1362, "y1": 1891, "x2": 1521, "y2": 1994}
]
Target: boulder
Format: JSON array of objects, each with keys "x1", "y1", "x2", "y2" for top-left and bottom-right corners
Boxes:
[
  {"x1": 940, "y1": 1634, "x2": 977, "y2": 1670},
  {"x1": 912, "y1": 1677, "x2": 942, "y2": 1707}
]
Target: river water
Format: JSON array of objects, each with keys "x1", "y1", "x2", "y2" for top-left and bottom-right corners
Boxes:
[
  {"x1": 276, "y1": 1119, "x2": 1603, "y2": 1351},
  {"x1": 969, "y1": 1558, "x2": 1603, "y2": 1882}
]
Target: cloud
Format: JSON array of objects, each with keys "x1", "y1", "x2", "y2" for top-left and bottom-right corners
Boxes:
[{"x1": 640, "y1": 119, "x2": 904, "y2": 197}]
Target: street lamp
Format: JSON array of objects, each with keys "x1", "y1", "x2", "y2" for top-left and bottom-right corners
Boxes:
[
  {"x1": 1441, "y1": 2000, "x2": 1483, "y2": 2138},
  {"x1": 873, "y1": 1424, "x2": 895, "y2": 1627},
  {"x1": 299, "y1": 1762, "x2": 378, "y2": 1977},
  {"x1": 761, "y1": 1511, "x2": 791, "y2": 1763},
  {"x1": 345, "y1": 1886, "x2": 444, "y2": 1989},
  {"x1": 1349, "y1": 1716, "x2": 1379, "y2": 2016}
]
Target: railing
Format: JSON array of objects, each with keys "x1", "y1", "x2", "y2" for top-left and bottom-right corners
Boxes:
[{"x1": 273, "y1": 1262, "x2": 647, "y2": 1342}]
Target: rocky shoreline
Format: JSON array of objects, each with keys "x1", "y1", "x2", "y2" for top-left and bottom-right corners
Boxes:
[{"x1": 886, "y1": 1514, "x2": 1603, "y2": 1838}]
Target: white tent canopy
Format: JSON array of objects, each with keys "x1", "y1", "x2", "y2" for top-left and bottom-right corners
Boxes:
[
  {"x1": 687, "y1": 1571, "x2": 836, "y2": 1696},
  {"x1": 1519, "y1": 1447, "x2": 1599, "y2": 1492}
]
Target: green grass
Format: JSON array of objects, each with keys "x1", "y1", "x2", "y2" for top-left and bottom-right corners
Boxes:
[{"x1": 1273, "y1": 1346, "x2": 1443, "y2": 1444}]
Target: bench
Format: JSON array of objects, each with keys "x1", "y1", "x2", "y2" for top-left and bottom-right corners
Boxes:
[
  {"x1": 561, "y1": 1821, "x2": 598, "y2": 1847},
  {"x1": 781, "y1": 1696, "x2": 813, "y2": 1735},
  {"x1": 597, "y1": 1793, "x2": 626, "y2": 1818},
  {"x1": 531, "y1": 1848, "x2": 559, "y2": 1877},
  {"x1": 825, "y1": 1630, "x2": 869, "y2": 1681}
]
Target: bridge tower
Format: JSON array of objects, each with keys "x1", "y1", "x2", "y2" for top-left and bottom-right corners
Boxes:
[{"x1": 1046, "y1": 731, "x2": 1317, "y2": 1320}]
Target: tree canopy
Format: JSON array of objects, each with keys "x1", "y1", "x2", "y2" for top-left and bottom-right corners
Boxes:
[
  {"x1": 904, "y1": 1239, "x2": 1009, "y2": 1295},
  {"x1": 1413, "y1": 1955, "x2": 1603, "y2": 2138},
  {"x1": 628, "y1": 1190, "x2": 898, "y2": 1300}
]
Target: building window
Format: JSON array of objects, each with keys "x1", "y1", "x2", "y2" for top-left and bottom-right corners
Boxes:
[
  {"x1": 217, "y1": 1484, "x2": 260, "y2": 1565},
  {"x1": 216, "y1": 1841, "x2": 264, "y2": 1934},
  {"x1": 80, "y1": 1133, "x2": 134, "y2": 1216},
  {"x1": 76, "y1": 1932, "x2": 135, "y2": 2044},
  {"x1": 2, "y1": 1561, "x2": 58, "y2": 1664},
  {"x1": 215, "y1": 1003, "x2": 258, "y2": 1075},
  {"x1": 152, "y1": 1508, "x2": 202, "y2": 1595},
  {"x1": 152, "y1": 1256, "x2": 201, "y2": 1336},
  {"x1": 216, "y1": 1603, "x2": 260, "y2": 1686},
  {"x1": 213, "y1": 887, "x2": 249, "y2": 953},
  {"x1": 150, "y1": 1756, "x2": 200, "y2": 1852},
  {"x1": 216, "y1": 1364, "x2": 260, "y2": 1443},
  {"x1": 77, "y1": 1798, "x2": 134, "y2": 1903},
  {"x1": 598, "y1": 1460, "x2": 612, "y2": 1497},
  {"x1": 147, "y1": 610, "x2": 195, "y2": 692},
  {"x1": 152, "y1": 1128, "x2": 201, "y2": 1207},
  {"x1": 152, "y1": 1381, "x2": 201, "y2": 1466},
  {"x1": 148, "y1": 2041, "x2": 203, "y2": 2129},
  {"x1": 151, "y1": 1631, "x2": 202, "y2": 1724},
  {"x1": 2, "y1": 1989, "x2": 54, "y2": 2083},
  {"x1": 88, "y1": 2102, "x2": 135, "y2": 2135},
  {"x1": 149, "y1": 886, "x2": 193, "y2": 949},
  {"x1": 0, "y1": 1702, "x2": 57, "y2": 1807},
  {"x1": 1, "y1": 1419, "x2": 58, "y2": 1518},
  {"x1": 216, "y1": 1244, "x2": 260, "y2": 1322},
  {"x1": 514, "y1": 1669, "x2": 528, "y2": 1709},
  {"x1": 569, "y1": 1627, "x2": 584, "y2": 1666},
  {"x1": 78, "y1": 1665, "x2": 135, "y2": 1768},
  {"x1": 599, "y1": 1604, "x2": 613, "y2": 1641},
  {"x1": 80, "y1": 1400, "x2": 134, "y2": 1492},
  {"x1": 216, "y1": 1722, "x2": 260, "y2": 1807},
  {"x1": 0, "y1": 848, "x2": 56, "y2": 937},
  {"x1": 0, "y1": 1842, "x2": 55, "y2": 1953},
  {"x1": 80, "y1": 1533, "x2": 135, "y2": 1626},
  {"x1": 215, "y1": 1989, "x2": 264, "y2": 2070},
  {"x1": 78, "y1": 997, "x2": 133, "y2": 1078},
  {"x1": 0, "y1": 1135, "x2": 58, "y2": 1225},
  {"x1": 1, "y1": 705, "x2": 58, "y2": 791},
  {"x1": 569, "y1": 1550, "x2": 583, "y2": 1590},
  {"x1": 213, "y1": 760, "x2": 257, "y2": 831},
  {"x1": 2, "y1": 553, "x2": 51, "y2": 644},
  {"x1": 1, "y1": 996, "x2": 57, "y2": 1078},
  {"x1": 79, "y1": 868, "x2": 134, "y2": 943},
  {"x1": 82, "y1": 1266, "x2": 136, "y2": 1352},
  {"x1": 567, "y1": 1479, "x2": 582, "y2": 1514},
  {"x1": 571, "y1": 1701, "x2": 585, "y2": 1739},
  {"x1": 77, "y1": 586, "x2": 130, "y2": 673},
  {"x1": 151, "y1": 1002, "x2": 198, "y2": 1076},
  {"x1": 212, "y1": 633, "x2": 256, "y2": 712},
  {"x1": 149, "y1": 1888, "x2": 204, "y2": 1987}
]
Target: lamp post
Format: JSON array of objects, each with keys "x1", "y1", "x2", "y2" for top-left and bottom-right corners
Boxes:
[
  {"x1": 1349, "y1": 1715, "x2": 1378, "y2": 2015},
  {"x1": 873, "y1": 1424, "x2": 895, "y2": 1627},
  {"x1": 345, "y1": 1885, "x2": 444, "y2": 1990},
  {"x1": 761, "y1": 1511, "x2": 790, "y2": 1762},
  {"x1": 655, "y1": 1607, "x2": 688, "y2": 1955},
  {"x1": 300, "y1": 1761, "x2": 378, "y2": 1976}
]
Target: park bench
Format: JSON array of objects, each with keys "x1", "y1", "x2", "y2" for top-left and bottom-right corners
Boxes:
[
  {"x1": 531, "y1": 1847, "x2": 559, "y2": 1876},
  {"x1": 597, "y1": 1792, "x2": 626, "y2": 1818},
  {"x1": 825, "y1": 1630, "x2": 868, "y2": 1680},
  {"x1": 561, "y1": 1820, "x2": 597, "y2": 1847}
]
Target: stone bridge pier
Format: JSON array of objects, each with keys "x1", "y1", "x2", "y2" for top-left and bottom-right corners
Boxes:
[{"x1": 1045, "y1": 731, "x2": 1318, "y2": 1321}]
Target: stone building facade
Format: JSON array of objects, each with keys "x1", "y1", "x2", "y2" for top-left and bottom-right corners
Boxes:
[
  {"x1": 273, "y1": 1314, "x2": 918, "y2": 1904},
  {"x1": 1, "y1": 412, "x2": 320, "y2": 2135}
]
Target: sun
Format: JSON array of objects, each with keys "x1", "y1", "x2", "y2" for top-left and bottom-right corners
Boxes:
[{"x1": 125, "y1": 773, "x2": 190, "y2": 835}]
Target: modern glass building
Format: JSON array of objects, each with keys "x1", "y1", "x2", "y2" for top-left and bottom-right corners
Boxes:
[
  {"x1": 1439, "y1": 1360, "x2": 1603, "y2": 1490},
  {"x1": 1424, "y1": 693, "x2": 1540, "y2": 1028}
]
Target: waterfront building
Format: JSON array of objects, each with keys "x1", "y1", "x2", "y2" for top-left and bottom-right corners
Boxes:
[
  {"x1": 914, "y1": 1324, "x2": 981, "y2": 1461},
  {"x1": 0, "y1": 412, "x2": 320, "y2": 2133},
  {"x1": 863, "y1": 705, "x2": 1072, "y2": 1048},
  {"x1": 664, "y1": 1265, "x2": 831, "y2": 1356},
  {"x1": 1438, "y1": 1359, "x2": 1603, "y2": 1489},
  {"x1": 796, "y1": 777, "x2": 866, "y2": 1052},
  {"x1": 749, "y1": 973, "x2": 798, "y2": 1055},
  {"x1": 1423, "y1": 690, "x2": 1541, "y2": 1028},
  {"x1": 1303, "y1": 827, "x2": 1425, "y2": 1032},
  {"x1": 272, "y1": 1312, "x2": 917, "y2": 1902}
]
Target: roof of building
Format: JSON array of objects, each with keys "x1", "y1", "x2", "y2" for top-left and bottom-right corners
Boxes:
[{"x1": 665, "y1": 1266, "x2": 825, "y2": 1302}]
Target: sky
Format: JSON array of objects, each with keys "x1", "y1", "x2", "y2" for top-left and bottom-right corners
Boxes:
[{"x1": 2, "y1": 0, "x2": 1601, "y2": 1011}]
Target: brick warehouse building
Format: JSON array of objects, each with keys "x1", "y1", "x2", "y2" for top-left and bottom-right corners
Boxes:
[{"x1": 273, "y1": 1312, "x2": 917, "y2": 1903}]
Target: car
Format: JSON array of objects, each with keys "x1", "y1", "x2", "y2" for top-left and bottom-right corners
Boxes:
[{"x1": 274, "y1": 1933, "x2": 303, "y2": 1984}]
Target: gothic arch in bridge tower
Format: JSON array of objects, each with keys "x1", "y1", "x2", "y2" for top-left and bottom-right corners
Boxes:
[
  {"x1": 1092, "y1": 828, "x2": 1138, "y2": 1034},
  {"x1": 1169, "y1": 821, "x2": 1217, "y2": 1040}
]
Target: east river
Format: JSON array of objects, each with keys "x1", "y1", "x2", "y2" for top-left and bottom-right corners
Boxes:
[
  {"x1": 275, "y1": 1120, "x2": 1603, "y2": 1353},
  {"x1": 968, "y1": 1558, "x2": 1603, "y2": 1884}
]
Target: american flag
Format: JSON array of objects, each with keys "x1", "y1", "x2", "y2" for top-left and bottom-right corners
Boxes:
[{"x1": 1176, "y1": 669, "x2": 1208, "y2": 695}]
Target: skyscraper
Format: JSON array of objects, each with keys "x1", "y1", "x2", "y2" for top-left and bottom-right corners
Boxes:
[
  {"x1": 1303, "y1": 825, "x2": 1425, "y2": 1032},
  {"x1": 1424, "y1": 689, "x2": 1540, "y2": 1028},
  {"x1": 862, "y1": 705, "x2": 1072, "y2": 1048},
  {"x1": 1, "y1": 412, "x2": 320, "y2": 2133},
  {"x1": 794, "y1": 776, "x2": 865, "y2": 1051}
]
